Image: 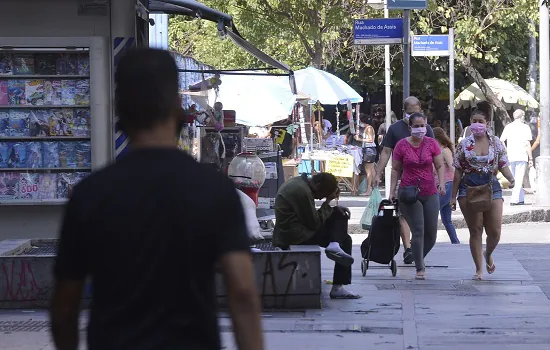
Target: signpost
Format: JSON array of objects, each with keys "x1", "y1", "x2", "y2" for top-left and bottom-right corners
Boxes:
[
  {"x1": 411, "y1": 31, "x2": 456, "y2": 145},
  {"x1": 353, "y1": 18, "x2": 404, "y2": 45},
  {"x1": 387, "y1": 0, "x2": 427, "y2": 9}
]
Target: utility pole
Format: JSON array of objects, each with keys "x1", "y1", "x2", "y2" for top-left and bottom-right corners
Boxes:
[
  {"x1": 403, "y1": 9, "x2": 411, "y2": 98},
  {"x1": 384, "y1": 2, "x2": 392, "y2": 196},
  {"x1": 536, "y1": 1, "x2": 550, "y2": 206},
  {"x1": 449, "y1": 28, "x2": 455, "y2": 145}
]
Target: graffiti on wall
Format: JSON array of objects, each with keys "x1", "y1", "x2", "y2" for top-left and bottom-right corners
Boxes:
[{"x1": 0, "y1": 260, "x2": 42, "y2": 302}]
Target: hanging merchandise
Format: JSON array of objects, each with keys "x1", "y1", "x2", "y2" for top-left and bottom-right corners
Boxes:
[
  {"x1": 213, "y1": 101, "x2": 224, "y2": 132},
  {"x1": 355, "y1": 104, "x2": 361, "y2": 137}
]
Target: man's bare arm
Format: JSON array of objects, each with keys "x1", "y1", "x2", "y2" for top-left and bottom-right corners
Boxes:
[
  {"x1": 374, "y1": 146, "x2": 392, "y2": 183},
  {"x1": 50, "y1": 279, "x2": 85, "y2": 350},
  {"x1": 219, "y1": 252, "x2": 264, "y2": 350}
]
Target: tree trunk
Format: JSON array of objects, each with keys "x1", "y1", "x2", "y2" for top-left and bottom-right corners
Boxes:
[
  {"x1": 461, "y1": 60, "x2": 511, "y2": 125},
  {"x1": 528, "y1": 20, "x2": 538, "y2": 99}
]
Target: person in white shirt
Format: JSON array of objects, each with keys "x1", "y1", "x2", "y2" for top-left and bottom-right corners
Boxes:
[{"x1": 500, "y1": 109, "x2": 533, "y2": 205}]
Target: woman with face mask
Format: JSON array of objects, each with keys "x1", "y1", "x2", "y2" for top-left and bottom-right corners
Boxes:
[
  {"x1": 389, "y1": 113, "x2": 447, "y2": 280},
  {"x1": 451, "y1": 101, "x2": 515, "y2": 280}
]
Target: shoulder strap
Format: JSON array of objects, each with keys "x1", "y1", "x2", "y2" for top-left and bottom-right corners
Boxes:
[{"x1": 491, "y1": 136, "x2": 499, "y2": 173}]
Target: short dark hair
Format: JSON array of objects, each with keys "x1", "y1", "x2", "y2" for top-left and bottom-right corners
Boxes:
[
  {"x1": 115, "y1": 48, "x2": 179, "y2": 133},
  {"x1": 311, "y1": 172, "x2": 338, "y2": 192},
  {"x1": 408, "y1": 112, "x2": 426, "y2": 126}
]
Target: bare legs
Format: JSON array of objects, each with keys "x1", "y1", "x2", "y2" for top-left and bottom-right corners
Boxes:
[
  {"x1": 364, "y1": 162, "x2": 375, "y2": 196},
  {"x1": 459, "y1": 197, "x2": 503, "y2": 279},
  {"x1": 400, "y1": 217, "x2": 411, "y2": 249}
]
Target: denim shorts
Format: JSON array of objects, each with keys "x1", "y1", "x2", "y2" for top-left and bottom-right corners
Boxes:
[{"x1": 457, "y1": 173, "x2": 503, "y2": 200}]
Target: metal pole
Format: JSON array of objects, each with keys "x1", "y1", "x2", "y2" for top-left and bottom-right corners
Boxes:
[
  {"x1": 384, "y1": 3, "x2": 392, "y2": 197},
  {"x1": 449, "y1": 28, "x2": 455, "y2": 145},
  {"x1": 536, "y1": 1, "x2": 550, "y2": 206},
  {"x1": 403, "y1": 9, "x2": 411, "y2": 98}
]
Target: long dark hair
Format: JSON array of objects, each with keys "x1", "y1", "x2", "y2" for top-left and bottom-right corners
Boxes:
[{"x1": 433, "y1": 127, "x2": 454, "y2": 155}]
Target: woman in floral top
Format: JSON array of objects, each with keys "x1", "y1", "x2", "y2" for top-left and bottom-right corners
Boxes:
[{"x1": 451, "y1": 102, "x2": 515, "y2": 280}]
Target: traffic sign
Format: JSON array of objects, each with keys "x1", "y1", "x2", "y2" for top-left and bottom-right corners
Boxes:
[
  {"x1": 387, "y1": 0, "x2": 427, "y2": 9},
  {"x1": 411, "y1": 34, "x2": 450, "y2": 56},
  {"x1": 353, "y1": 18, "x2": 404, "y2": 45}
]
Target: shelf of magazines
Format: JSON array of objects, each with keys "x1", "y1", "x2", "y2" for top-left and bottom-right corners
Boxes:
[{"x1": 0, "y1": 48, "x2": 92, "y2": 204}]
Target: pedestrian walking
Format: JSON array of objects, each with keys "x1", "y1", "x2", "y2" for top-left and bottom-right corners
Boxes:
[
  {"x1": 500, "y1": 109, "x2": 533, "y2": 205},
  {"x1": 451, "y1": 101, "x2": 515, "y2": 281},
  {"x1": 50, "y1": 48, "x2": 263, "y2": 350},
  {"x1": 433, "y1": 127, "x2": 460, "y2": 244},
  {"x1": 389, "y1": 112, "x2": 446, "y2": 280},
  {"x1": 354, "y1": 114, "x2": 377, "y2": 196},
  {"x1": 374, "y1": 96, "x2": 436, "y2": 265}
]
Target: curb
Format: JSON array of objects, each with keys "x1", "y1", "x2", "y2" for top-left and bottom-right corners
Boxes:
[{"x1": 348, "y1": 208, "x2": 550, "y2": 234}]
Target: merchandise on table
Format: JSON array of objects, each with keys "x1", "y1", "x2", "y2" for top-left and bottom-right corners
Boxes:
[
  {"x1": 73, "y1": 109, "x2": 90, "y2": 137},
  {"x1": 19, "y1": 173, "x2": 40, "y2": 199},
  {"x1": 44, "y1": 80, "x2": 62, "y2": 106},
  {"x1": 76, "y1": 141, "x2": 91, "y2": 167},
  {"x1": 61, "y1": 80, "x2": 76, "y2": 105},
  {"x1": 0, "y1": 172, "x2": 20, "y2": 200},
  {"x1": 0, "y1": 81, "x2": 7, "y2": 105},
  {"x1": 35, "y1": 54, "x2": 57, "y2": 75},
  {"x1": 0, "y1": 111, "x2": 9, "y2": 136},
  {"x1": 25, "y1": 80, "x2": 45, "y2": 106},
  {"x1": 8, "y1": 80, "x2": 25, "y2": 105},
  {"x1": 59, "y1": 141, "x2": 77, "y2": 168},
  {"x1": 42, "y1": 141, "x2": 60, "y2": 168},
  {"x1": 12, "y1": 54, "x2": 35, "y2": 75},
  {"x1": 29, "y1": 109, "x2": 51, "y2": 137},
  {"x1": 26, "y1": 142, "x2": 43, "y2": 168},
  {"x1": 38, "y1": 173, "x2": 57, "y2": 199},
  {"x1": 75, "y1": 80, "x2": 90, "y2": 106},
  {"x1": 50, "y1": 108, "x2": 74, "y2": 136},
  {"x1": 0, "y1": 53, "x2": 13, "y2": 75},
  {"x1": 9, "y1": 110, "x2": 30, "y2": 136}
]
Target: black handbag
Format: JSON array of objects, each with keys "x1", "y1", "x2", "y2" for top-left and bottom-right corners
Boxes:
[{"x1": 398, "y1": 141, "x2": 424, "y2": 205}]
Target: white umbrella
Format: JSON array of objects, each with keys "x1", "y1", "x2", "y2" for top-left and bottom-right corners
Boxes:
[
  {"x1": 455, "y1": 78, "x2": 539, "y2": 110},
  {"x1": 186, "y1": 72, "x2": 297, "y2": 127},
  {"x1": 294, "y1": 67, "x2": 362, "y2": 105}
]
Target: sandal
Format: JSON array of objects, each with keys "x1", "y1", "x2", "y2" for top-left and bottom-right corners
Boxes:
[
  {"x1": 415, "y1": 271, "x2": 425, "y2": 280},
  {"x1": 483, "y1": 251, "x2": 496, "y2": 274},
  {"x1": 472, "y1": 274, "x2": 482, "y2": 281}
]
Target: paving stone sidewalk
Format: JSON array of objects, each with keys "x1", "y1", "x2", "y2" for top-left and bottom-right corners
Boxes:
[{"x1": 2, "y1": 223, "x2": 550, "y2": 350}]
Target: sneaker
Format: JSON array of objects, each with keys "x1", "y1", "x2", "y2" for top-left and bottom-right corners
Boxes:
[{"x1": 403, "y1": 248, "x2": 413, "y2": 264}]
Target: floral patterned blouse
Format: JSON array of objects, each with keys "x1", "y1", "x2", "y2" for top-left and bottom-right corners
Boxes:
[{"x1": 453, "y1": 133, "x2": 509, "y2": 174}]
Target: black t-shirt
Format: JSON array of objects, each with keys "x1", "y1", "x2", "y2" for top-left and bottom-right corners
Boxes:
[
  {"x1": 54, "y1": 148, "x2": 250, "y2": 350},
  {"x1": 381, "y1": 119, "x2": 435, "y2": 149}
]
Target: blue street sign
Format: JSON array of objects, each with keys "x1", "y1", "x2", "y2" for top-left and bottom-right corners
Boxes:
[
  {"x1": 387, "y1": 0, "x2": 427, "y2": 9},
  {"x1": 411, "y1": 34, "x2": 450, "y2": 56},
  {"x1": 353, "y1": 18, "x2": 404, "y2": 45}
]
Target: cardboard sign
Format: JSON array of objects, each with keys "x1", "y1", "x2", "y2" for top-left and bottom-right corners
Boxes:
[{"x1": 325, "y1": 154, "x2": 354, "y2": 178}]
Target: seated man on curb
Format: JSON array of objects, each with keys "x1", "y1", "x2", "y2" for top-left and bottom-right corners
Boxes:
[{"x1": 273, "y1": 172, "x2": 361, "y2": 299}]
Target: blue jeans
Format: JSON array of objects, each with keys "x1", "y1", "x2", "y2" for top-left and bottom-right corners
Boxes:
[{"x1": 439, "y1": 181, "x2": 459, "y2": 244}]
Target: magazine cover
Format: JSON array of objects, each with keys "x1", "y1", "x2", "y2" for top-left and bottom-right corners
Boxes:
[
  {"x1": 0, "y1": 172, "x2": 20, "y2": 200},
  {"x1": 29, "y1": 109, "x2": 51, "y2": 137},
  {"x1": 59, "y1": 141, "x2": 77, "y2": 168},
  {"x1": 73, "y1": 109, "x2": 90, "y2": 137},
  {"x1": 9, "y1": 110, "x2": 30, "y2": 137},
  {"x1": 35, "y1": 54, "x2": 57, "y2": 75},
  {"x1": 0, "y1": 53, "x2": 13, "y2": 75},
  {"x1": 25, "y1": 80, "x2": 45, "y2": 106},
  {"x1": 50, "y1": 109, "x2": 73, "y2": 136},
  {"x1": 26, "y1": 141, "x2": 43, "y2": 168},
  {"x1": 56, "y1": 173, "x2": 76, "y2": 199},
  {"x1": 20, "y1": 173, "x2": 40, "y2": 199},
  {"x1": 7, "y1": 142, "x2": 27, "y2": 168},
  {"x1": 39, "y1": 173, "x2": 57, "y2": 199},
  {"x1": 0, "y1": 142, "x2": 9, "y2": 168},
  {"x1": 0, "y1": 81, "x2": 8, "y2": 105},
  {"x1": 75, "y1": 79, "x2": 90, "y2": 106},
  {"x1": 56, "y1": 54, "x2": 78, "y2": 75},
  {"x1": 44, "y1": 80, "x2": 62, "y2": 106},
  {"x1": 78, "y1": 54, "x2": 90, "y2": 76},
  {"x1": 74, "y1": 172, "x2": 88, "y2": 184},
  {"x1": 13, "y1": 54, "x2": 35, "y2": 75},
  {"x1": 8, "y1": 80, "x2": 25, "y2": 105},
  {"x1": 0, "y1": 111, "x2": 9, "y2": 137},
  {"x1": 61, "y1": 80, "x2": 75, "y2": 105},
  {"x1": 76, "y1": 141, "x2": 91, "y2": 168},
  {"x1": 42, "y1": 141, "x2": 60, "y2": 168}
]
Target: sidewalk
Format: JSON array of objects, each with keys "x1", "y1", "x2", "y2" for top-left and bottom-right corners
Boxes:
[{"x1": 2, "y1": 223, "x2": 550, "y2": 349}]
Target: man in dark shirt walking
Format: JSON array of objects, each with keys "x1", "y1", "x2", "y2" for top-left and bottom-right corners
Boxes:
[
  {"x1": 50, "y1": 48, "x2": 263, "y2": 350},
  {"x1": 374, "y1": 96, "x2": 435, "y2": 265}
]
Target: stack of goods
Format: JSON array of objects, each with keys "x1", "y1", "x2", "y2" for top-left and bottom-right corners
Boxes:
[{"x1": 0, "y1": 171, "x2": 88, "y2": 200}]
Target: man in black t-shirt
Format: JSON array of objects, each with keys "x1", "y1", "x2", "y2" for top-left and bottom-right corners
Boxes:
[
  {"x1": 373, "y1": 96, "x2": 435, "y2": 265},
  {"x1": 50, "y1": 49, "x2": 263, "y2": 350}
]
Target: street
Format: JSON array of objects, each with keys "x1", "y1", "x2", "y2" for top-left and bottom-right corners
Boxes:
[{"x1": 2, "y1": 222, "x2": 550, "y2": 349}]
